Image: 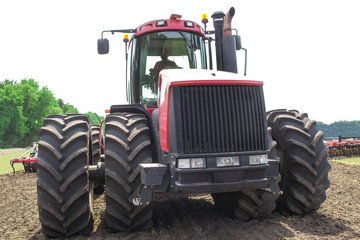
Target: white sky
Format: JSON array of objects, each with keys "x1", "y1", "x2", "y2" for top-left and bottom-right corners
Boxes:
[{"x1": 1, "y1": 0, "x2": 359, "y2": 124}]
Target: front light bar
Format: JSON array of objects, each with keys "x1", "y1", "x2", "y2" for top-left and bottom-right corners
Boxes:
[{"x1": 177, "y1": 154, "x2": 269, "y2": 169}]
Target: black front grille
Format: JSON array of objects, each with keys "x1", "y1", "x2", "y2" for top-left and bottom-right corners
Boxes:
[{"x1": 174, "y1": 85, "x2": 267, "y2": 154}]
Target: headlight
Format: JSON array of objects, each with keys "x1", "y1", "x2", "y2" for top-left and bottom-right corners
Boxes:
[
  {"x1": 178, "y1": 159, "x2": 190, "y2": 168},
  {"x1": 178, "y1": 158, "x2": 206, "y2": 169},
  {"x1": 216, "y1": 156, "x2": 240, "y2": 167},
  {"x1": 249, "y1": 155, "x2": 268, "y2": 165}
]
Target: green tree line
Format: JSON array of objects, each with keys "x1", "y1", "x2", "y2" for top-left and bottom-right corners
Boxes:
[
  {"x1": 0, "y1": 79, "x2": 104, "y2": 148},
  {"x1": 317, "y1": 121, "x2": 360, "y2": 139}
]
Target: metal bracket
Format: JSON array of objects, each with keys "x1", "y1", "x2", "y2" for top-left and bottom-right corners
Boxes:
[
  {"x1": 269, "y1": 175, "x2": 282, "y2": 195},
  {"x1": 264, "y1": 159, "x2": 282, "y2": 195},
  {"x1": 133, "y1": 185, "x2": 154, "y2": 206},
  {"x1": 132, "y1": 163, "x2": 167, "y2": 206},
  {"x1": 88, "y1": 162, "x2": 105, "y2": 185}
]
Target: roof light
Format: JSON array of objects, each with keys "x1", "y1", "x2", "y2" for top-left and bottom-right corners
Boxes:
[
  {"x1": 156, "y1": 20, "x2": 167, "y2": 27},
  {"x1": 184, "y1": 21, "x2": 194, "y2": 28},
  {"x1": 202, "y1": 13, "x2": 208, "y2": 24},
  {"x1": 123, "y1": 34, "x2": 129, "y2": 43},
  {"x1": 140, "y1": 24, "x2": 152, "y2": 31},
  {"x1": 105, "y1": 109, "x2": 110, "y2": 114},
  {"x1": 170, "y1": 14, "x2": 182, "y2": 20}
]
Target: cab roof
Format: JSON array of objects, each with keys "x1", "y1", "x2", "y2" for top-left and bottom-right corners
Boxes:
[{"x1": 135, "y1": 14, "x2": 205, "y2": 37}]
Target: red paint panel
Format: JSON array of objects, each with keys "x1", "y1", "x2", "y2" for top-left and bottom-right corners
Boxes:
[
  {"x1": 146, "y1": 108, "x2": 155, "y2": 116},
  {"x1": 159, "y1": 86, "x2": 170, "y2": 152}
]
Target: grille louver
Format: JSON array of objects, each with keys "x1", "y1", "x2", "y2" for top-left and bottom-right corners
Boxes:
[{"x1": 176, "y1": 85, "x2": 266, "y2": 154}]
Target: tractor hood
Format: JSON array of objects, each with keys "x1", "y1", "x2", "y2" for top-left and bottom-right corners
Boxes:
[{"x1": 157, "y1": 69, "x2": 263, "y2": 152}]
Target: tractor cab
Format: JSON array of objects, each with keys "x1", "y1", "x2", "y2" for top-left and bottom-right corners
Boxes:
[
  {"x1": 129, "y1": 29, "x2": 207, "y2": 108},
  {"x1": 98, "y1": 14, "x2": 208, "y2": 110}
]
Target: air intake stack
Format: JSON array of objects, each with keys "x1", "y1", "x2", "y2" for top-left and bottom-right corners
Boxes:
[{"x1": 212, "y1": 7, "x2": 238, "y2": 73}]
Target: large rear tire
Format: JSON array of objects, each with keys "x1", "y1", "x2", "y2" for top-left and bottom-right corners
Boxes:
[
  {"x1": 104, "y1": 113, "x2": 153, "y2": 232},
  {"x1": 267, "y1": 110, "x2": 331, "y2": 215},
  {"x1": 37, "y1": 114, "x2": 93, "y2": 237}
]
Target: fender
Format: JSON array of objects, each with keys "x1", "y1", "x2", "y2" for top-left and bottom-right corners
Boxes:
[{"x1": 110, "y1": 104, "x2": 151, "y2": 118}]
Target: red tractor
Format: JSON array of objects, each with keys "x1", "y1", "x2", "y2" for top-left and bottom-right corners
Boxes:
[{"x1": 36, "y1": 7, "x2": 330, "y2": 237}]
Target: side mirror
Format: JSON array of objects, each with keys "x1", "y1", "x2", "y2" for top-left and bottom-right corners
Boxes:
[
  {"x1": 234, "y1": 35, "x2": 241, "y2": 50},
  {"x1": 98, "y1": 38, "x2": 109, "y2": 54}
]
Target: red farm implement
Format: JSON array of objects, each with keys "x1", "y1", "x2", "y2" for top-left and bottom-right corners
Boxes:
[
  {"x1": 324, "y1": 136, "x2": 360, "y2": 159},
  {"x1": 10, "y1": 142, "x2": 38, "y2": 174}
]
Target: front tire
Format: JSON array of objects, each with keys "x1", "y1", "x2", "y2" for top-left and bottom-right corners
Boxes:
[
  {"x1": 267, "y1": 110, "x2": 331, "y2": 215},
  {"x1": 212, "y1": 129, "x2": 279, "y2": 220},
  {"x1": 212, "y1": 189, "x2": 278, "y2": 221},
  {"x1": 37, "y1": 114, "x2": 93, "y2": 237},
  {"x1": 104, "y1": 113, "x2": 153, "y2": 232}
]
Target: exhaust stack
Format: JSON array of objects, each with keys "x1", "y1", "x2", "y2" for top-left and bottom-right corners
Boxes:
[
  {"x1": 212, "y1": 7, "x2": 238, "y2": 73},
  {"x1": 224, "y1": 7, "x2": 235, "y2": 37}
]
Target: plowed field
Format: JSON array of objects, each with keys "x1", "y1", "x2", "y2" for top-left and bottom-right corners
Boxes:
[{"x1": 0, "y1": 161, "x2": 359, "y2": 239}]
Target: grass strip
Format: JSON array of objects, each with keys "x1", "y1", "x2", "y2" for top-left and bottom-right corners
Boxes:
[
  {"x1": 0, "y1": 151, "x2": 29, "y2": 175},
  {"x1": 331, "y1": 157, "x2": 360, "y2": 165}
]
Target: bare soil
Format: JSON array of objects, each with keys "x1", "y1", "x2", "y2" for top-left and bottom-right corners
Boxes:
[{"x1": 0, "y1": 161, "x2": 359, "y2": 240}]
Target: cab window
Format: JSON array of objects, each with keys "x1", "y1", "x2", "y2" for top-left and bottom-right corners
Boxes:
[{"x1": 131, "y1": 31, "x2": 206, "y2": 107}]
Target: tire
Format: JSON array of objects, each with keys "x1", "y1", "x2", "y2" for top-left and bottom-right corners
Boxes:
[
  {"x1": 37, "y1": 114, "x2": 93, "y2": 237},
  {"x1": 104, "y1": 113, "x2": 153, "y2": 232},
  {"x1": 212, "y1": 189, "x2": 278, "y2": 221},
  {"x1": 29, "y1": 162, "x2": 37, "y2": 172},
  {"x1": 91, "y1": 125, "x2": 105, "y2": 194},
  {"x1": 212, "y1": 129, "x2": 279, "y2": 221},
  {"x1": 91, "y1": 125, "x2": 103, "y2": 165},
  {"x1": 267, "y1": 110, "x2": 331, "y2": 215},
  {"x1": 23, "y1": 161, "x2": 38, "y2": 173}
]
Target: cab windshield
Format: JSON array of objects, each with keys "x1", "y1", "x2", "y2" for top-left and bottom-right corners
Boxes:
[{"x1": 129, "y1": 31, "x2": 207, "y2": 107}]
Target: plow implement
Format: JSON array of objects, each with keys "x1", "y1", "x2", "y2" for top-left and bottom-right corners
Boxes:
[
  {"x1": 10, "y1": 142, "x2": 38, "y2": 174},
  {"x1": 324, "y1": 137, "x2": 360, "y2": 159}
]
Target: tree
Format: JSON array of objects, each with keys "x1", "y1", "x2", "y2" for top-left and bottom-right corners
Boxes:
[
  {"x1": 58, "y1": 98, "x2": 78, "y2": 114},
  {"x1": 0, "y1": 79, "x2": 64, "y2": 147},
  {"x1": 85, "y1": 112, "x2": 105, "y2": 125},
  {"x1": 317, "y1": 121, "x2": 360, "y2": 139},
  {"x1": 1, "y1": 78, "x2": 105, "y2": 148},
  {"x1": 0, "y1": 80, "x2": 26, "y2": 147}
]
